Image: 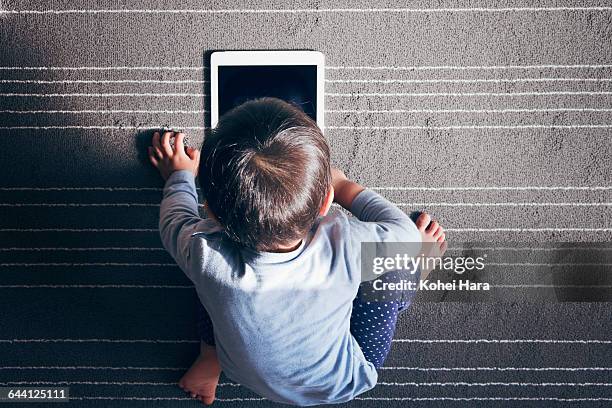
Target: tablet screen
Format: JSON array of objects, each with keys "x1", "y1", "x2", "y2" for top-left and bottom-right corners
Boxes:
[{"x1": 217, "y1": 65, "x2": 317, "y2": 122}]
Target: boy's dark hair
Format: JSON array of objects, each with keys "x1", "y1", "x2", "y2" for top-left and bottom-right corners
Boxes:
[{"x1": 199, "y1": 97, "x2": 331, "y2": 251}]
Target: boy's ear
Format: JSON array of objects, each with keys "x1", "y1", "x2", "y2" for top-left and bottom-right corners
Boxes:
[{"x1": 319, "y1": 186, "x2": 335, "y2": 216}]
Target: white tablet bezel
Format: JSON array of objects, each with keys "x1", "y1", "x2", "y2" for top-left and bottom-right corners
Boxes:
[{"x1": 210, "y1": 51, "x2": 325, "y2": 130}]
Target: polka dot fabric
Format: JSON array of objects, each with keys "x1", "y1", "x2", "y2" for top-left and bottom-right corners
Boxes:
[{"x1": 349, "y1": 299, "x2": 405, "y2": 369}]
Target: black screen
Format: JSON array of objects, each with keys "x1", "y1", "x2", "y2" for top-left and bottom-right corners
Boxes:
[{"x1": 217, "y1": 65, "x2": 317, "y2": 121}]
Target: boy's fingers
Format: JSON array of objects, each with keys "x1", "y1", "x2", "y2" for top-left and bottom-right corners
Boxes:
[
  {"x1": 152, "y1": 132, "x2": 162, "y2": 150},
  {"x1": 174, "y1": 133, "x2": 186, "y2": 155},
  {"x1": 185, "y1": 147, "x2": 194, "y2": 160},
  {"x1": 152, "y1": 144, "x2": 163, "y2": 160},
  {"x1": 152, "y1": 132, "x2": 165, "y2": 159},
  {"x1": 186, "y1": 147, "x2": 199, "y2": 160},
  {"x1": 161, "y1": 131, "x2": 174, "y2": 157},
  {"x1": 147, "y1": 147, "x2": 159, "y2": 166},
  {"x1": 186, "y1": 146, "x2": 199, "y2": 162}
]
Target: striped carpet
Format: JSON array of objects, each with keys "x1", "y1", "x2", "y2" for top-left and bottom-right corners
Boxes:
[{"x1": 0, "y1": 1, "x2": 611, "y2": 407}]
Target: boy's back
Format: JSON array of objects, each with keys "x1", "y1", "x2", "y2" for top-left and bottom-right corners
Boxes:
[{"x1": 160, "y1": 170, "x2": 420, "y2": 405}]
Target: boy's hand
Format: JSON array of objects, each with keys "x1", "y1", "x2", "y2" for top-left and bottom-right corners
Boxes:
[
  {"x1": 331, "y1": 167, "x2": 348, "y2": 191},
  {"x1": 148, "y1": 131, "x2": 200, "y2": 180},
  {"x1": 331, "y1": 167, "x2": 365, "y2": 210}
]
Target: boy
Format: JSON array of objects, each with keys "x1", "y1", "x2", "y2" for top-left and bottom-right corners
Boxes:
[{"x1": 148, "y1": 98, "x2": 446, "y2": 406}]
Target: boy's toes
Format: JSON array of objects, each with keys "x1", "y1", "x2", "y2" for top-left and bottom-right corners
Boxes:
[
  {"x1": 426, "y1": 220, "x2": 439, "y2": 236},
  {"x1": 437, "y1": 232, "x2": 446, "y2": 243},
  {"x1": 415, "y1": 213, "x2": 431, "y2": 231},
  {"x1": 432, "y1": 225, "x2": 444, "y2": 241}
]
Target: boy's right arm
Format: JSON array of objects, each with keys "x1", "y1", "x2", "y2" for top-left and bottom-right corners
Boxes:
[
  {"x1": 150, "y1": 131, "x2": 223, "y2": 281},
  {"x1": 332, "y1": 168, "x2": 422, "y2": 283},
  {"x1": 159, "y1": 170, "x2": 222, "y2": 274},
  {"x1": 332, "y1": 168, "x2": 420, "y2": 243}
]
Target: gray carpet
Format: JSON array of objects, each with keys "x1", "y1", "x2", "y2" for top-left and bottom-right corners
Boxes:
[{"x1": 0, "y1": 1, "x2": 611, "y2": 407}]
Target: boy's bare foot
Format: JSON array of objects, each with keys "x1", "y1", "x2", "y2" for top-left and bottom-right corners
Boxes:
[
  {"x1": 415, "y1": 212, "x2": 447, "y2": 279},
  {"x1": 179, "y1": 343, "x2": 221, "y2": 405}
]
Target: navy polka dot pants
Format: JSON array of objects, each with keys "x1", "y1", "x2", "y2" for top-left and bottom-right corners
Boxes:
[
  {"x1": 349, "y1": 269, "x2": 417, "y2": 369},
  {"x1": 195, "y1": 270, "x2": 417, "y2": 369}
]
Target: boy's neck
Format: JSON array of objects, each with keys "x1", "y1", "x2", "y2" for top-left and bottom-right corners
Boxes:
[{"x1": 268, "y1": 239, "x2": 303, "y2": 253}]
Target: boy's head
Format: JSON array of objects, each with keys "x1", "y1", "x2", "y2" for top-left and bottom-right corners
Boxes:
[{"x1": 200, "y1": 97, "x2": 332, "y2": 251}]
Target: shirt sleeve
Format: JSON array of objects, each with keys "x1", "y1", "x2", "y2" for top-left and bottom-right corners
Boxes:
[
  {"x1": 350, "y1": 189, "x2": 421, "y2": 242},
  {"x1": 159, "y1": 170, "x2": 223, "y2": 278},
  {"x1": 348, "y1": 189, "x2": 422, "y2": 282}
]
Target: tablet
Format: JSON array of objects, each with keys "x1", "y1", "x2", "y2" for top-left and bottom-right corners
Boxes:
[{"x1": 210, "y1": 51, "x2": 325, "y2": 129}]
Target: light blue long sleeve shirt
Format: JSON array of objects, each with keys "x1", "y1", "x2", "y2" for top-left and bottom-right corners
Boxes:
[{"x1": 159, "y1": 170, "x2": 421, "y2": 406}]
